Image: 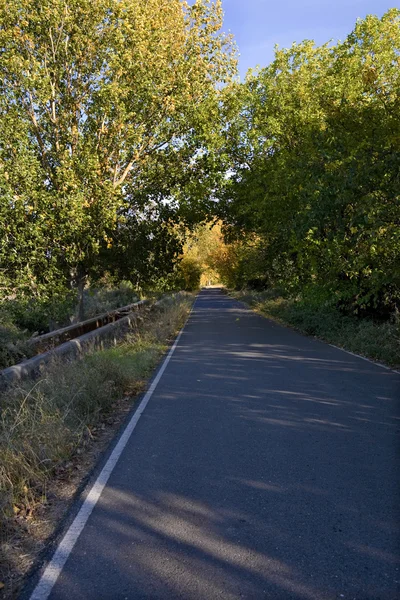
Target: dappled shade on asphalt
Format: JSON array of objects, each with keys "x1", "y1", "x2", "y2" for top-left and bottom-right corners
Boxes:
[{"x1": 43, "y1": 289, "x2": 400, "y2": 600}]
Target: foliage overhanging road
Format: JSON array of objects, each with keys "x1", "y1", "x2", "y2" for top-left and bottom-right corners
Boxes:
[{"x1": 30, "y1": 289, "x2": 400, "y2": 600}]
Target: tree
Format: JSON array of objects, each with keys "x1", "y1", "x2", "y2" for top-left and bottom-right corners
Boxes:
[
  {"x1": 218, "y1": 9, "x2": 400, "y2": 314},
  {"x1": 0, "y1": 0, "x2": 236, "y2": 312}
]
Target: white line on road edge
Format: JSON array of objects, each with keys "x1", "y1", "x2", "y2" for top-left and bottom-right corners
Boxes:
[
  {"x1": 29, "y1": 300, "x2": 196, "y2": 600},
  {"x1": 235, "y1": 292, "x2": 399, "y2": 375},
  {"x1": 327, "y1": 343, "x2": 400, "y2": 375}
]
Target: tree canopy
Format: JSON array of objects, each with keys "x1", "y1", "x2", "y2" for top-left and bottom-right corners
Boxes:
[
  {"x1": 0, "y1": 0, "x2": 236, "y2": 301},
  {"x1": 217, "y1": 9, "x2": 400, "y2": 315},
  {"x1": 1, "y1": 3, "x2": 399, "y2": 322}
]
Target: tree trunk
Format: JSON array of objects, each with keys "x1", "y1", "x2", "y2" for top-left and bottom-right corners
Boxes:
[{"x1": 77, "y1": 275, "x2": 87, "y2": 322}]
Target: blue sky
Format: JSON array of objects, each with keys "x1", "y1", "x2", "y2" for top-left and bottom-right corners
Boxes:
[{"x1": 220, "y1": 0, "x2": 394, "y2": 78}]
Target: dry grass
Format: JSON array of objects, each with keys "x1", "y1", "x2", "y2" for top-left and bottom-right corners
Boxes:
[{"x1": 0, "y1": 294, "x2": 192, "y2": 596}]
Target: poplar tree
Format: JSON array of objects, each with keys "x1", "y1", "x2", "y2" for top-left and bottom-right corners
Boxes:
[{"x1": 0, "y1": 0, "x2": 236, "y2": 311}]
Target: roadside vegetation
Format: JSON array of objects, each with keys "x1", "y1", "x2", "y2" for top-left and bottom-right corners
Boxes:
[
  {"x1": 0, "y1": 2, "x2": 399, "y2": 592},
  {"x1": 232, "y1": 290, "x2": 400, "y2": 368},
  {"x1": 0, "y1": 295, "x2": 192, "y2": 594},
  {"x1": 0, "y1": 280, "x2": 144, "y2": 369},
  {"x1": 218, "y1": 10, "x2": 399, "y2": 324}
]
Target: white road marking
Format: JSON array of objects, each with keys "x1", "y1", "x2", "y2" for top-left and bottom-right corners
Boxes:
[
  {"x1": 236, "y1": 292, "x2": 399, "y2": 375},
  {"x1": 30, "y1": 300, "x2": 196, "y2": 600},
  {"x1": 327, "y1": 343, "x2": 400, "y2": 375}
]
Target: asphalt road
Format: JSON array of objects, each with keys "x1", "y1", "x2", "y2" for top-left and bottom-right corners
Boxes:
[{"x1": 31, "y1": 289, "x2": 400, "y2": 599}]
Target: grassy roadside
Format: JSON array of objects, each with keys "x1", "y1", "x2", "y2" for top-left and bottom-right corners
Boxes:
[
  {"x1": 0, "y1": 283, "x2": 163, "y2": 371},
  {"x1": 0, "y1": 294, "x2": 193, "y2": 597},
  {"x1": 231, "y1": 290, "x2": 400, "y2": 369}
]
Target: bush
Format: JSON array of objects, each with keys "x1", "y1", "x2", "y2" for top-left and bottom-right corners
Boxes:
[
  {"x1": 0, "y1": 308, "x2": 32, "y2": 369},
  {"x1": 82, "y1": 281, "x2": 139, "y2": 319},
  {"x1": 5, "y1": 294, "x2": 76, "y2": 334}
]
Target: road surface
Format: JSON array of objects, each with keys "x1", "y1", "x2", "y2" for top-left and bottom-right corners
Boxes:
[{"x1": 29, "y1": 289, "x2": 400, "y2": 600}]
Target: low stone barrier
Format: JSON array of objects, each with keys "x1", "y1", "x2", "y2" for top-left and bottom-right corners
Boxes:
[
  {"x1": 0, "y1": 312, "x2": 142, "y2": 391},
  {"x1": 0, "y1": 292, "x2": 189, "y2": 391},
  {"x1": 27, "y1": 299, "x2": 150, "y2": 354}
]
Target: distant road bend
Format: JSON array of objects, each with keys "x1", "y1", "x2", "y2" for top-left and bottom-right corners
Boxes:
[{"x1": 29, "y1": 288, "x2": 400, "y2": 600}]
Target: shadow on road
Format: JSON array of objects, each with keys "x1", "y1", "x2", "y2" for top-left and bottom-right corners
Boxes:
[{"x1": 52, "y1": 289, "x2": 400, "y2": 600}]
